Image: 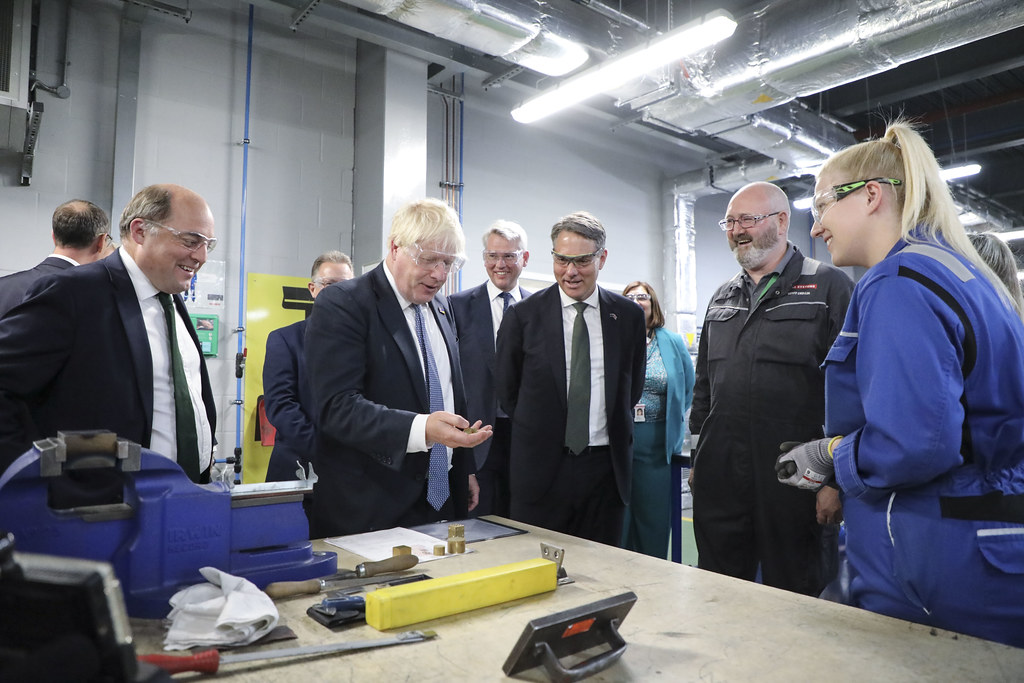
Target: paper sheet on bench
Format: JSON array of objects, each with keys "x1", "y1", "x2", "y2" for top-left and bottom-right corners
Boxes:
[{"x1": 324, "y1": 527, "x2": 470, "y2": 563}]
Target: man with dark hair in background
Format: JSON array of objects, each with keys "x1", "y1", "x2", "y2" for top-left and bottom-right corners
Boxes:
[
  {"x1": 496, "y1": 211, "x2": 646, "y2": 544},
  {"x1": 263, "y1": 250, "x2": 354, "y2": 482},
  {"x1": 0, "y1": 200, "x2": 111, "y2": 317}
]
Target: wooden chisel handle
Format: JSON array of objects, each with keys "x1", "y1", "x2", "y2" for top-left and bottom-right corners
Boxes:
[
  {"x1": 361, "y1": 554, "x2": 419, "y2": 577},
  {"x1": 264, "y1": 555, "x2": 419, "y2": 599},
  {"x1": 264, "y1": 578, "x2": 323, "y2": 599}
]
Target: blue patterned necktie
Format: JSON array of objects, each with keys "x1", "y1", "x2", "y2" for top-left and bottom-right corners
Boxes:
[
  {"x1": 499, "y1": 291, "x2": 513, "y2": 312},
  {"x1": 413, "y1": 304, "x2": 450, "y2": 510},
  {"x1": 157, "y1": 292, "x2": 201, "y2": 482}
]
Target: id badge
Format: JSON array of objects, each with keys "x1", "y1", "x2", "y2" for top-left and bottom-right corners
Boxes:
[{"x1": 633, "y1": 403, "x2": 646, "y2": 422}]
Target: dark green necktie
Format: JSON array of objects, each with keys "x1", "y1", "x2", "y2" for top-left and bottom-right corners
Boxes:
[
  {"x1": 157, "y1": 292, "x2": 201, "y2": 482},
  {"x1": 565, "y1": 302, "x2": 590, "y2": 455}
]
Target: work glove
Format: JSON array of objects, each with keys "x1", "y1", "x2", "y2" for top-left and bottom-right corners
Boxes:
[{"x1": 775, "y1": 437, "x2": 841, "y2": 491}]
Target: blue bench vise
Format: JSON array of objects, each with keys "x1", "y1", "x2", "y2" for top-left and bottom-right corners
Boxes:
[{"x1": 0, "y1": 431, "x2": 336, "y2": 618}]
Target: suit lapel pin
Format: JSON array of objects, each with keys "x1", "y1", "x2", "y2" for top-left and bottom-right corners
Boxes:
[{"x1": 609, "y1": 313, "x2": 618, "y2": 320}]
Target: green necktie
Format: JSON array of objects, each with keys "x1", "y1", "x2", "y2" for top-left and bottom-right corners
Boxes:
[
  {"x1": 565, "y1": 302, "x2": 590, "y2": 455},
  {"x1": 157, "y1": 292, "x2": 201, "y2": 482}
]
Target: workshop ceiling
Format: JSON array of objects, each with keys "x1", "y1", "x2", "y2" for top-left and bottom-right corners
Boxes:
[{"x1": 275, "y1": 0, "x2": 1024, "y2": 230}]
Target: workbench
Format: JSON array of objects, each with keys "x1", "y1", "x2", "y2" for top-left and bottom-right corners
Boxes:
[{"x1": 131, "y1": 517, "x2": 1024, "y2": 681}]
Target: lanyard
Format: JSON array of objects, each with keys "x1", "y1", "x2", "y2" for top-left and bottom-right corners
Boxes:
[{"x1": 755, "y1": 273, "x2": 780, "y2": 304}]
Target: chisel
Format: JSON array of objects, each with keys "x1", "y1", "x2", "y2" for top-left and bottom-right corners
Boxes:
[
  {"x1": 265, "y1": 555, "x2": 419, "y2": 598},
  {"x1": 139, "y1": 630, "x2": 437, "y2": 674}
]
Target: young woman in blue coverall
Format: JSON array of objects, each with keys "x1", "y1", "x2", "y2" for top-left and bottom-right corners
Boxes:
[{"x1": 776, "y1": 121, "x2": 1024, "y2": 648}]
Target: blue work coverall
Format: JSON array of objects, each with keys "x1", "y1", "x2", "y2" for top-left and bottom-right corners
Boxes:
[{"x1": 826, "y1": 238, "x2": 1024, "y2": 648}]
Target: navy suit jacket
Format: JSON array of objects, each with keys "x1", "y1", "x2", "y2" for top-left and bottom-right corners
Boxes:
[
  {"x1": 263, "y1": 319, "x2": 315, "y2": 481},
  {"x1": 448, "y1": 282, "x2": 529, "y2": 469},
  {"x1": 305, "y1": 262, "x2": 475, "y2": 537},
  {"x1": 495, "y1": 284, "x2": 646, "y2": 505},
  {"x1": 0, "y1": 251, "x2": 217, "y2": 476},
  {"x1": 0, "y1": 256, "x2": 74, "y2": 318}
]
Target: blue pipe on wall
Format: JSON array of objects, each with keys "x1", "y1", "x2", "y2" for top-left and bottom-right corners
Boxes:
[{"x1": 229, "y1": 4, "x2": 255, "y2": 482}]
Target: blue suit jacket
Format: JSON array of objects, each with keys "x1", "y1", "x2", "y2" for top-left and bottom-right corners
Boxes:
[
  {"x1": 495, "y1": 284, "x2": 647, "y2": 505},
  {"x1": 263, "y1": 319, "x2": 316, "y2": 481},
  {"x1": 448, "y1": 282, "x2": 529, "y2": 469},
  {"x1": 0, "y1": 256, "x2": 74, "y2": 318},
  {"x1": 0, "y1": 251, "x2": 216, "y2": 476},
  {"x1": 304, "y1": 262, "x2": 475, "y2": 537}
]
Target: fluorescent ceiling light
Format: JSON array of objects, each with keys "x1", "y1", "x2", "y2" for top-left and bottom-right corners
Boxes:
[
  {"x1": 940, "y1": 163, "x2": 981, "y2": 181},
  {"x1": 996, "y1": 229, "x2": 1024, "y2": 242},
  {"x1": 793, "y1": 197, "x2": 813, "y2": 211},
  {"x1": 959, "y1": 212, "x2": 986, "y2": 227},
  {"x1": 511, "y1": 9, "x2": 737, "y2": 124}
]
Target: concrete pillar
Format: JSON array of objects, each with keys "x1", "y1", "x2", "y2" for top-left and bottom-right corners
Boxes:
[{"x1": 352, "y1": 41, "x2": 428, "y2": 272}]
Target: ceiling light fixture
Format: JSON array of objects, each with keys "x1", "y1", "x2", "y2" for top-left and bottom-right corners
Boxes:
[
  {"x1": 995, "y1": 229, "x2": 1024, "y2": 242},
  {"x1": 510, "y1": 9, "x2": 737, "y2": 124},
  {"x1": 959, "y1": 212, "x2": 986, "y2": 227},
  {"x1": 940, "y1": 163, "x2": 982, "y2": 181}
]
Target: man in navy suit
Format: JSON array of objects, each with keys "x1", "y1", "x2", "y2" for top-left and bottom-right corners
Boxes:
[
  {"x1": 449, "y1": 220, "x2": 530, "y2": 517},
  {"x1": 0, "y1": 199, "x2": 111, "y2": 317},
  {"x1": 263, "y1": 250, "x2": 354, "y2": 482},
  {"x1": 0, "y1": 184, "x2": 218, "y2": 481},
  {"x1": 305, "y1": 198, "x2": 493, "y2": 538},
  {"x1": 496, "y1": 211, "x2": 646, "y2": 544}
]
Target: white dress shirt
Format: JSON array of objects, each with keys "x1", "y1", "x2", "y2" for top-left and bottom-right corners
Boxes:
[
  {"x1": 49, "y1": 253, "x2": 80, "y2": 267},
  {"x1": 383, "y1": 261, "x2": 455, "y2": 467},
  {"x1": 486, "y1": 279, "x2": 522, "y2": 344},
  {"x1": 559, "y1": 286, "x2": 608, "y2": 447},
  {"x1": 120, "y1": 247, "x2": 213, "y2": 472}
]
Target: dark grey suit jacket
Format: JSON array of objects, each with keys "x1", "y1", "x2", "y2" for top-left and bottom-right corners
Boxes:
[
  {"x1": 0, "y1": 251, "x2": 216, "y2": 477},
  {"x1": 495, "y1": 284, "x2": 646, "y2": 506},
  {"x1": 448, "y1": 282, "x2": 529, "y2": 469},
  {"x1": 0, "y1": 256, "x2": 74, "y2": 318},
  {"x1": 304, "y1": 262, "x2": 475, "y2": 537}
]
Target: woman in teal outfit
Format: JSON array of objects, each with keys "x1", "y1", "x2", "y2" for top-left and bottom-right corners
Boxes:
[{"x1": 621, "y1": 281, "x2": 695, "y2": 558}]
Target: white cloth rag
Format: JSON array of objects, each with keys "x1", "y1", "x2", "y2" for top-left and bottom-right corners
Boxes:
[{"x1": 163, "y1": 567, "x2": 279, "y2": 650}]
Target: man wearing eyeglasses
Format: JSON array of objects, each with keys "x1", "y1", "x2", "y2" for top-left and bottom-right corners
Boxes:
[
  {"x1": 688, "y1": 181, "x2": 853, "y2": 596},
  {"x1": 304, "y1": 198, "x2": 493, "y2": 538},
  {"x1": 0, "y1": 184, "x2": 218, "y2": 483},
  {"x1": 449, "y1": 220, "x2": 531, "y2": 518},
  {"x1": 495, "y1": 211, "x2": 646, "y2": 544},
  {"x1": 263, "y1": 250, "x2": 354, "y2": 484},
  {"x1": 0, "y1": 199, "x2": 111, "y2": 318}
]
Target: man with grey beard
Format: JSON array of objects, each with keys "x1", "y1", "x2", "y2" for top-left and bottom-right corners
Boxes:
[{"x1": 688, "y1": 181, "x2": 853, "y2": 597}]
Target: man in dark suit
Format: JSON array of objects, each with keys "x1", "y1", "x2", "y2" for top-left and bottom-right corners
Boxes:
[
  {"x1": 263, "y1": 250, "x2": 354, "y2": 482},
  {"x1": 305, "y1": 198, "x2": 493, "y2": 538},
  {"x1": 496, "y1": 211, "x2": 646, "y2": 545},
  {"x1": 0, "y1": 184, "x2": 218, "y2": 482},
  {"x1": 0, "y1": 199, "x2": 111, "y2": 317},
  {"x1": 449, "y1": 220, "x2": 530, "y2": 517}
]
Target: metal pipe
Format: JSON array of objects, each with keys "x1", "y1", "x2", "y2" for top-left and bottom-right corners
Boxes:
[
  {"x1": 31, "y1": 0, "x2": 72, "y2": 99},
  {"x1": 231, "y1": 4, "x2": 255, "y2": 483}
]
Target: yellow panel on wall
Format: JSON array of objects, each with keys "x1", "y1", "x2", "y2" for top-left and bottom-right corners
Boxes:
[{"x1": 243, "y1": 273, "x2": 313, "y2": 483}]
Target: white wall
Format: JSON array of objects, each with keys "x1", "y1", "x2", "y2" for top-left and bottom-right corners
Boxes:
[{"x1": 428, "y1": 79, "x2": 698, "y2": 295}]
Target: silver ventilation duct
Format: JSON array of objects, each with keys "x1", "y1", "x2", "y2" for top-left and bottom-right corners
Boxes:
[
  {"x1": 642, "y1": 0, "x2": 1024, "y2": 139},
  {"x1": 332, "y1": 0, "x2": 631, "y2": 77}
]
